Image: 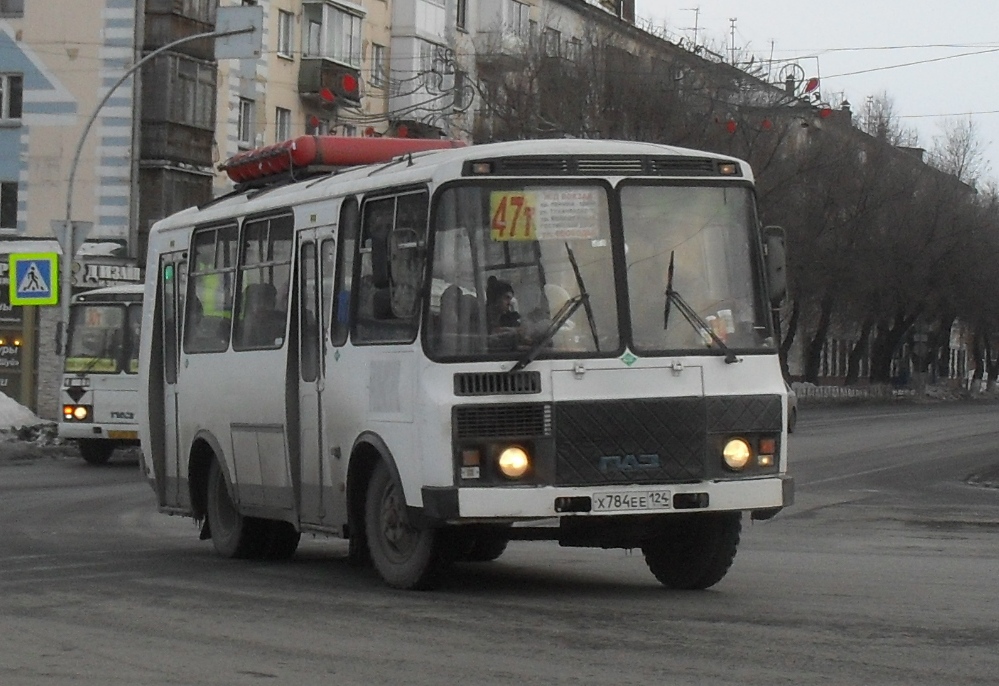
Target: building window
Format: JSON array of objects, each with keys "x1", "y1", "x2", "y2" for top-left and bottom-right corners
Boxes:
[
  {"x1": 175, "y1": 58, "x2": 214, "y2": 129},
  {"x1": 566, "y1": 37, "x2": 583, "y2": 62},
  {"x1": 238, "y1": 98, "x2": 254, "y2": 147},
  {"x1": 543, "y1": 28, "x2": 561, "y2": 57},
  {"x1": 277, "y1": 10, "x2": 294, "y2": 58},
  {"x1": 302, "y1": 2, "x2": 362, "y2": 68},
  {"x1": 456, "y1": 0, "x2": 467, "y2": 30},
  {"x1": 370, "y1": 43, "x2": 386, "y2": 88},
  {"x1": 508, "y1": 0, "x2": 529, "y2": 36},
  {"x1": 1, "y1": 182, "x2": 17, "y2": 229},
  {"x1": 341, "y1": 123, "x2": 356, "y2": 137},
  {"x1": 0, "y1": 74, "x2": 23, "y2": 120},
  {"x1": 453, "y1": 70, "x2": 467, "y2": 110},
  {"x1": 0, "y1": 0, "x2": 23, "y2": 18},
  {"x1": 275, "y1": 107, "x2": 291, "y2": 141}
]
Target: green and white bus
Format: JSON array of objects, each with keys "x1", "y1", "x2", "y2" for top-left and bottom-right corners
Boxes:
[{"x1": 60, "y1": 284, "x2": 143, "y2": 465}]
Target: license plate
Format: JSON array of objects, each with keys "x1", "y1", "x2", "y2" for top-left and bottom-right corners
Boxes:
[
  {"x1": 108, "y1": 430, "x2": 138, "y2": 440},
  {"x1": 592, "y1": 490, "x2": 671, "y2": 512}
]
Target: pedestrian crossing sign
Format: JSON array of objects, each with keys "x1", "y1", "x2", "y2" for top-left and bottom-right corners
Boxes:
[{"x1": 9, "y1": 253, "x2": 59, "y2": 306}]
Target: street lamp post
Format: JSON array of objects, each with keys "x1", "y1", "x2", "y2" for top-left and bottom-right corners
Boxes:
[{"x1": 56, "y1": 9, "x2": 261, "y2": 354}]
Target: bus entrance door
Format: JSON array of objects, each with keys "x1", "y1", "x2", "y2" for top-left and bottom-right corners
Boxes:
[{"x1": 297, "y1": 228, "x2": 338, "y2": 527}]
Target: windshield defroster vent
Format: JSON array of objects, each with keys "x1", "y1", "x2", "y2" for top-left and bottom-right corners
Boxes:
[{"x1": 454, "y1": 371, "x2": 541, "y2": 396}]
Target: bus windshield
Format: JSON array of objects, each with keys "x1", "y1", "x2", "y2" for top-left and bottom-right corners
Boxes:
[
  {"x1": 65, "y1": 303, "x2": 141, "y2": 374},
  {"x1": 428, "y1": 183, "x2": 619, "y2": 358},
  {"x1": 428, "y1": 181, "x2": 772, "y2": 360},
  {"x1": 621, "y1": 184, "x2": 772, "y2": 352}
]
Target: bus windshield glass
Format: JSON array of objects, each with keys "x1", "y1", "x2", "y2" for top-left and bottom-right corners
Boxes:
[
  {"x1": 621, "y1": 184, "x2": 772, "y2": 353},
  {"x1": 428, "y1": 183, "x2": 619, "y2": 358},
  {"x1": 66, "y1": 304, "x2": 137, "y2": 374}
]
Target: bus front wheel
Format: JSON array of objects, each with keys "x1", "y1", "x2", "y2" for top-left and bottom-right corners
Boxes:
[
  {"x1": 78, "y1": 440, "x2": 114, "y2": 465},
  {"x1": 364, "y1": 461, "x2": 451, "y2": 590},
  {"x1": 206, "y1": 459, "x2": 268, "y2": 559},
  {"x1": 641, "y1": 512, "x2": 742, "y2": 590}
]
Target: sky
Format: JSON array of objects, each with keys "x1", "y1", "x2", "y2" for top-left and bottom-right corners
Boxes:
[{"x1": 632, "y1": 0, "x2": 999, "y2": 183}]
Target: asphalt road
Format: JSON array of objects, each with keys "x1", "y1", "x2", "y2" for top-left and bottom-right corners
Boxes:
[{"x1": 1, "y1": 402, "x2": 998, "y2": 685}]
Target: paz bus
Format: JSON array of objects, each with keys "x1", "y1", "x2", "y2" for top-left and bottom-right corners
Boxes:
[
  {"x1": 60, "y1": 284, "x2": 143, "y2": 465},
  {"x1": 137, "y1": 135, "x2": 792, "y2": 590}
]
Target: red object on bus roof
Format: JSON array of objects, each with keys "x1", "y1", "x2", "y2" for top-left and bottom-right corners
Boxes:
[{"x1": 219, "y1": 135, "x2": 467, "y2": 183}]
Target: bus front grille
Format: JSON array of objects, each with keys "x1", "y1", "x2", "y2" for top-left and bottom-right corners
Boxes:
[
  {"x1": 552, "y1": 396, "x2": 781, "y2": 486},
  {"x1": 454, "y1": 403, "x2": 551, "y2": 439},
  {"x1": 453, "y1": 371, "x2": 541, "y2": 396}
]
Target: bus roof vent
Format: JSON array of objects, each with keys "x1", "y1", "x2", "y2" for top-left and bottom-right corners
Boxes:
[
  {"x1": 480, "y1": 157, "x2": 572, "y2": 176},
  {"x1": 575, "y1": 157, "x2": 645, "y2": 175},
  {"x1": 649, "y1": 157, "x2": 722, "y2": 175},
  {"x1": 454, "y1": 371, "x2": 541, "y2": 396}
]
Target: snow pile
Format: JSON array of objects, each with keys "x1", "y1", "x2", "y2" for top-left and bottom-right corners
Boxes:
[{"x1": 0, "y1": 391, "x2": 45, "y2": 430}]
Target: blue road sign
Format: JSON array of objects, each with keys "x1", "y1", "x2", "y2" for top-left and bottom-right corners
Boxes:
[{"x1": 9, "y1": 253, "x2": 59, "y2": 306}]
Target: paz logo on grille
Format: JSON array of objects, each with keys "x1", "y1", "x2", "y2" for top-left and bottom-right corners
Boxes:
[{"x1": 598, "y1": 454, "x2": 661, "y2": 473}]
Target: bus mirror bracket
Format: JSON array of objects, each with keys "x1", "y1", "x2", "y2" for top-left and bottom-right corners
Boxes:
[{"x1": 763, "y1": 225, "x2": 787, "y2": 306}]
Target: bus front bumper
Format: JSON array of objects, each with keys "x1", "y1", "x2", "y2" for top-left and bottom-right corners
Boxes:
[{"x1": 422, "y1": 475, "x2": 793, "y2": 522}]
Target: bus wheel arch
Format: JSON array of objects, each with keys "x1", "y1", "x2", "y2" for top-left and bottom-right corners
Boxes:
[
  {"x1": 188, "y1": 433, "x2": 226, "y2": 522},
  {"x1": 345, "y1": 434, "x2": 403, "y2": 566}
]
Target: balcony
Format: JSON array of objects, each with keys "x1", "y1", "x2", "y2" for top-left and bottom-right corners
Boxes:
[
  {"x1": 143, "y1": 0, "x2": 218, "y2": 61},
  {"x1": 299, "y1": 59, "x2": 361, "y2": 107}
]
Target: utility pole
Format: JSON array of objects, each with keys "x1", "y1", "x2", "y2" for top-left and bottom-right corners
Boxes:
[
  {"x1": 729, "y1": 17, "x2": 737, "y2": 64},
  {"x1": 681, "y1": 7, "x2": 700, "y2": 48}
]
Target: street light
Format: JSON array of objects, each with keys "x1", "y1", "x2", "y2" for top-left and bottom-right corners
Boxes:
[{"x1": 55, "y1": 6, "x2": 262, "y2": 353}]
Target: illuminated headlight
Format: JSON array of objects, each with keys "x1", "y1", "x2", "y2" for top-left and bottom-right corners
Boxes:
[
  {"x1": 63, "y1": 405, "x2": 91, "y2": 421},
  {"x1": 722, "y1": 438, "x2": 752, "y2": 470},
  {"x1": 497, "y1": 445, "x2": 531, "y2": 479}
]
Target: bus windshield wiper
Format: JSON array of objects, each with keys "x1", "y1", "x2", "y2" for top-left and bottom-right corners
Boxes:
[
  {"x1": 664, "y1": 251, "x2": 740, "y2": 364},
  {"x1": 565, "y1": 243, "x2": 599, "y2": 351},
  {"x1": 508, "y1": 294, "x2": 588, "y2": 373}
]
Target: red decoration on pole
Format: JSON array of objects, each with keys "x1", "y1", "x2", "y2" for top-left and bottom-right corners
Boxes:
[
  {"x1": 365, "y1": 126, "x2": 375, "y2": 137},
  {"x1": 308, "y1": 115, "x2": 320, "y2": 130},
  {"x1": 725, "y1": 120, "x2": 737, "y2": 134},
  {"x1": 341, "y1": 74, "x2": 358, "y2": 93},
  {"x1": 804, "y1": 77, "x2": 820, "y2": 93},
  {"x1": 819, "y1": 107, "x2": 832, "y2": 118},
  {"x1": 761, "y1": 119, "x2": 773, "y2": 130},
  {"x1": 397, "y1": 125, "x2": 409, "y2": 138},
  {"x1": 319, "y1": 88, "x2": 335, "y2": 103}
]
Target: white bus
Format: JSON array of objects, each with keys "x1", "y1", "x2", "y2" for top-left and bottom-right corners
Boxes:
[
  {"x1": 138, "y1": 136, "x2": 792, "y2": 590},
  {"x1": 60, "y1": 284, "x2": 143, "y2": 465}
]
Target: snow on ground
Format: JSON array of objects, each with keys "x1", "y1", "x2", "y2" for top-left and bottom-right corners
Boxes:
[{"x1": 0, "y1": 391, "x2": 45, "y2": 429}]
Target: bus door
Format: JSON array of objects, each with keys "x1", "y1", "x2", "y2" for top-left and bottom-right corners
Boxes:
[
  {"x1": 158, "y1": 252, "x2": 187, "y2": 508},
  {"x1": 297, "y1": 226, "x2": 337, "y2": 526}
]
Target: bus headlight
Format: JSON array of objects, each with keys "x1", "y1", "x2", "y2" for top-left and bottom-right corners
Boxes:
[
  {"x1": 63, "y1": 405, "x2": 91, "y2": 421},
  {"x1": 722, "y1": 438, "x2": 752, "y2": 470},
  {"x1": 497, "y1": 445, "x2": 531, "y2": 479}
]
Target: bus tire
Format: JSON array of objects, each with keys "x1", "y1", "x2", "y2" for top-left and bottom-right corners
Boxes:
[
  {"x1": 364, "y1": 461, "x2": 450, "y2": 590},
  {"x1": 641, "y1": 512, "x2": 741, "y2": 590},
  {"x1": 454, "y1": 530, "x2": 510, "y2": 563},
  {"x1": 79, "y1": 440, "x2": 114, "y2": 465},
  {"x1": 206, "y1": 459, "x2": 268, "y2": 559},
  {"x1": 263, "y1": 520, "x2": 301, "y2": 560}
]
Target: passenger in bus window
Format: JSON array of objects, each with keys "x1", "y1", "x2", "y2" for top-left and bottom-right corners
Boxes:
[{"x1": 486, "y1": 277, "x2": 521, "y2": 332}]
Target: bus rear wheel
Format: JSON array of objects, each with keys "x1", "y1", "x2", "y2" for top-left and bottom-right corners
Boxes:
[
  {"x1": 364, "y1": 461, "x2": 451, "y2": 590},
  {"x1": 206, "y1": 459, "x2": 268, "y2": 559},
  {"x1": 641, "y1": 512, "x2": 742, "y2": 590},
  {"x1": 78, "y1": 440, "x2": 114, "y2": 465}
]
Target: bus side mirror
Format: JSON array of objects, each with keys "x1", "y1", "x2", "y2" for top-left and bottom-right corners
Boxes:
[{"x1": 763, "y1": 225, "x2": 787, "y2": 306}]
